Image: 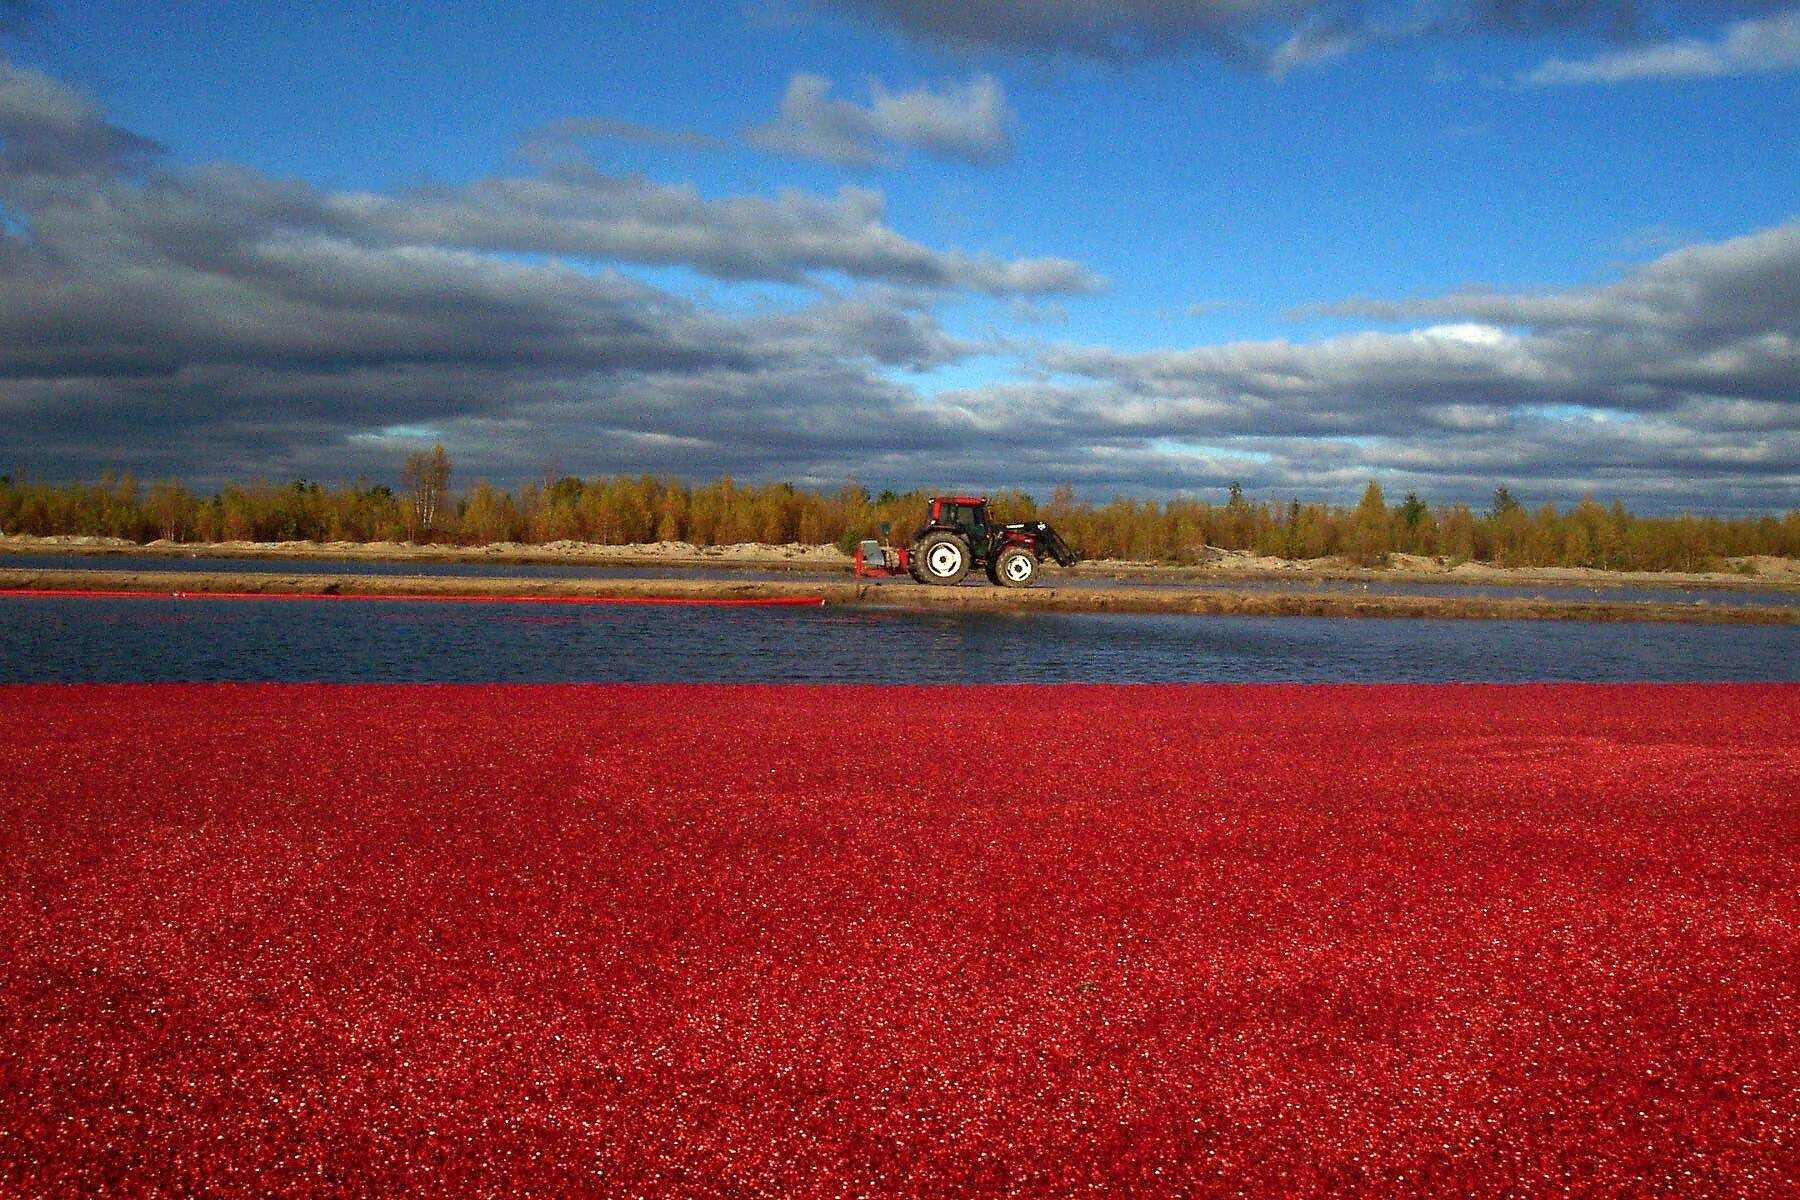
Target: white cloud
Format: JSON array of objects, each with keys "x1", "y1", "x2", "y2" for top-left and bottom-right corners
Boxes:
[
  {"x1": 1527, "y1": 8, "x2": 1800, "y2": 84},
  {"x1": 315, "y1": 170, "x2": 1095, "y2": 294},
  {"x1": 1420, "y1": 322, "x2": 1513, "y2": 347},
  {"x1": 745, "y1": 73, "x2": 1013, "y2": 167}
]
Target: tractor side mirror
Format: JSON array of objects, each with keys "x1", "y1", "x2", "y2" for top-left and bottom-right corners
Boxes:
[{"x1": 879, "y1": 522, "x2": 891, "y2": 536}]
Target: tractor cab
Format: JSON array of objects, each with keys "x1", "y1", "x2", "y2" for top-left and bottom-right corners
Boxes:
[{"x1": 924, "y1": 496, "x2": 991, "y2": 548}]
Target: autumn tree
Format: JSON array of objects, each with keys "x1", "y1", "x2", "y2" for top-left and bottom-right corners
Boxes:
[
  {"x1": 1439, "y1": 505, "x2": 1476, "y2": 562},
  {"x1": 146, "y1": 480, "x2": 195, "y2": 541},
  {"x1": 1345, "y1": 480, "x2": 1393, "y2": 567},
  {"x1": 459, "y1": 482, "x2": 519, "y2": 545},
  {"x1": 401, "y1": 445, "x2": 451, "y2": 539}
]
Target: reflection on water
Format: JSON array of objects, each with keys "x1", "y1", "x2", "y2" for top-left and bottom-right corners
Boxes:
[{"x1": 2, "y1": 595, "x2": 1795, "y2": 683}]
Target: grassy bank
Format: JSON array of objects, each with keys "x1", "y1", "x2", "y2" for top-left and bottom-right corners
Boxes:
[
  {"x1": 7, "y1": 534, "x2": 1800, "y2": 594},
  {"x1": 5, "y1": 567, "x2": 1796, "y2": 625}
]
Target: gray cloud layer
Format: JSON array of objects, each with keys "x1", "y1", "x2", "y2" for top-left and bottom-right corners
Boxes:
[
  {"x1": 525, "y1": 71, "x2": 1014, "y2": 170},
  {"x1": 1022, "y1": 224, "x2": 1798, "y2": 505},
  {"x1": 0, "y1": 58, "x2": 1033, "y2": 484},
  {"x1": 822, "y1": 1, "x2": 1791, "y2": 76},
  {"x1": 0, "y1": 57, "x2": 1794, "y2": 509}
]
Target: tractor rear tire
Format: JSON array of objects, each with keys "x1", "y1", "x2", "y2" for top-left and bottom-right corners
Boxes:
[
  {"x1": 992, "y1": 545, "x2": 1038, "y2": 588},
  {"x1": 914, "y1": 531, "x2": 970, "y2": 586}
]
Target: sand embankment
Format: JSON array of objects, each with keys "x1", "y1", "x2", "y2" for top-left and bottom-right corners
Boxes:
[
  {"x1": 5, "y1": 568, "x2": 1795, "y2": 625},
  {"x1": 0, "y1": 535, "x2": 849, "y2": 572},
  {"x1": 1070, "y1": 549, "x2": 1800, "y2": 592},
  {"x1": 5, "y1": 534, "x2": 1797, "y2": 594}
]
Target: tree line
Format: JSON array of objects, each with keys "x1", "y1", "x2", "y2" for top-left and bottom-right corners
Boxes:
[{"x1": 2, "y1": 459, "x2": 1795, "y2": 573}]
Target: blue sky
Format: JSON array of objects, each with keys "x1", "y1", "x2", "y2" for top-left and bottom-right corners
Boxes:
[{"x1": 2, "y1": 1, "x2": 1797, "y2": 508}]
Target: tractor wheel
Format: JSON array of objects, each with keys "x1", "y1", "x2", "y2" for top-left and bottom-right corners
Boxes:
[
  {"x1": 914, "y1": 531, "x2": 970, "y2": 585},
  {"x1": 992, "y1": 545, "x2": 1038, "y2": 588}
]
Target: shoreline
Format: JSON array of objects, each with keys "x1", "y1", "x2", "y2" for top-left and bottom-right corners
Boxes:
[
  {"x1": 4, "y1": 534, "x2": 1797, "y2": 595},
  {"x1": 5, "y1": 567, "x2": 1795, "y2": 625}
]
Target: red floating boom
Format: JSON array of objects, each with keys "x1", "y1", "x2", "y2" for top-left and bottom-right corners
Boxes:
[{"x1": 0, "y1": 588, "x2": 824, "y2": 607}]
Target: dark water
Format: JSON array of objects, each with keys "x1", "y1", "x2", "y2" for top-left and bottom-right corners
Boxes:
[
  {"x1": 2, "y1": 595, "x2": 1795, "y2": 683},
  {"x1": 6, "y1": 552, "x2": 1797, "y2": 608}
]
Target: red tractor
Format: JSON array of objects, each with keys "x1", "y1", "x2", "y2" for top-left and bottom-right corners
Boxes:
[{"x1": 854, "y1": 496, "x2": 1081, "y2": 588}]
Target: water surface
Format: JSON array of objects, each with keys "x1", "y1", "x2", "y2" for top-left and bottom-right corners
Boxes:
[{"x1": 3, "y1": 594, "x2": 1794, "y2": 683}]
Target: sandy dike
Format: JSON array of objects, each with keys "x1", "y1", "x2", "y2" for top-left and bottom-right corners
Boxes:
[
  {"x1": 5, "y1": 534, "x2": 1798, "y2": 595},
  {"x1": 5, "y1": 568, "x2": 1797, "y2": 625}
]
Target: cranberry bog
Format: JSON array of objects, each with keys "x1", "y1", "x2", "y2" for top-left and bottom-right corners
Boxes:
[{"x1": 2, "y1": 683, "x2": 1796, "y2": 1197}]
